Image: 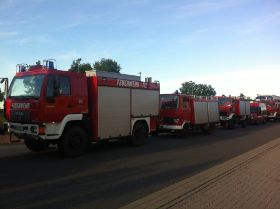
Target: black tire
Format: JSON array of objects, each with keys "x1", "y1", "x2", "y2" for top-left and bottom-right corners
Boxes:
[
  {"x1": 201, "y1": 123, "x2": 215, "y2": 134},
  {"x1": 220, "y1": 122, "x2": 227, "y2": 128},
  {"x1": 0, "y1": 126, "x2": 4, "y2": 135},
  {"x1": 228, "y1": 118, "x2": 235, "y2": 129},
  {"x1": 177, "y1": 123, "x2": 189, "y2": 138},
  {"x1": 24, "y1": 138, "x2": 46, "y2": 152},
  {"x1": 130, "y1": 122, "x2": 148, "y2": 146},
  {"x1": 241, "y1": 119, "x2": 247, "y2": 128},
  {"x1": 58, "y1": 126, "x2": 88, "y2": 157}
]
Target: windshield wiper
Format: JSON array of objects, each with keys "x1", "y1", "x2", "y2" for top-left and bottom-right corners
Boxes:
[{"x1": 10, "y1": 95, "x2": 39, "y2": 100}]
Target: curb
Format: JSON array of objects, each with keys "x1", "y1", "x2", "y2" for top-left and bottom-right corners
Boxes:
[{"x1": 120, "y1": 137, "x2": 280, "y2": 209}]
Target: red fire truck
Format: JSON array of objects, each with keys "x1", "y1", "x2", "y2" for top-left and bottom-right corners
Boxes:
[
  {"x1": 217, "y1": 96, "x2": 250, "y2": 129},
  {"x1": 256, "y1": 95, "x2": 280, "y2": 121},
  {"x1": 158, "y1": 94, "x2": 220, "y2": 135},
  {"x1": 4, "y1": 60, "x2": 160, "y2": 156},
  {"x1": 249, "y1": 101, "x2": 267, "y2": 124}
]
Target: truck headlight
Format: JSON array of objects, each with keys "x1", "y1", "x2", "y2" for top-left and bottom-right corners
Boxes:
[
  {"x1": 30, "y1": 126, "x2": 38, "y2": 133},
  {"x1": 173, "y1": 118, "x2": 180, "y2": 123}
]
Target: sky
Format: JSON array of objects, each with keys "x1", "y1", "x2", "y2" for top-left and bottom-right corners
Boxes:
[{"x1": 0, "y1": 0, "x2": 280, "y2": 98}]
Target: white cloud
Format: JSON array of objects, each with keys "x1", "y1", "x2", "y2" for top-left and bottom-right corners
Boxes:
[
  {"x1": 16, "y1": 35, "x2": 59, "y2": 46},
  {"x1": 0, "y1": 32, "x2": 18, "y2": 38},
  {"x1": 0, "y1": 0, "x2": 16, "y2": 10},
  {"x1": 238, "y1": 11, "x2": 280, "y2": 34},
  {"x1": 180, "y1": 0, "x2": 237, "y2": 14},
  {"x1": 163, "y1": 0, "x2": 249, "y2": 18},
  {"x1": 56, "y1": 51, "x2": 81, "y2": 62}
]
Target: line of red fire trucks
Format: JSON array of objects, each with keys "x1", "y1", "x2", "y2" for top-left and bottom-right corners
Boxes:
[{"x1": 1, "y1": 60, "x2": 280, "y2": 156}]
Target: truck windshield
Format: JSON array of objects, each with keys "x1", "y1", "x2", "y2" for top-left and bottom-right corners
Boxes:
[
  {"x1": 256, "y1": 96, "x2": 273, "y2": 100},
  {"x1": 8, "y1": 74, "x2": 45, "y2": 99},
  {"x1": 160, "y1": 95, "x2": 178, "y2": 109},
  {"x1": 250, "y1": 106, "x2": 258, "y2": 113},
  {"x1": 218, "y1": 97, "x2": 231, "y2": 105}
]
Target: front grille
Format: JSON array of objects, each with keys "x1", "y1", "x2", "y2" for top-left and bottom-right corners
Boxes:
[
  {"x1": 161, "y1": 117, "x2": 174, "y2": 124},
  {"x1": 219, "y1": 112, "x2": 228, "y2": 117},
  {"x1": 10, "y1": 110, "x2": 31, "y2": 123}
]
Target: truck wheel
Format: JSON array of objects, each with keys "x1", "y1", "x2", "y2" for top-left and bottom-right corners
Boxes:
[
  {"x1": 241, "y1": 119, "x2": 247, "y2": 128},
  {"x1": 130, "y1": 122, "x2": 148, "y2": 146},
  {"x1": 58, "y1": 126, "x2": 88, "y2": 157},
  {"x1": 201, "y1": 123, "x2": 215, "y2": 134},
  {"x1": 221, "y1": 122, "x2": 227, "y2": 128},
  {"x1": 177, "y1": 123, "x2": 189, "y2": 138},
  {"x1": 24, "y1": 138, "x2": 46, "y2": 152},
  {"x1": 228, "y1": 119, "x2": 235, "y2": 129},
  {"x1": 0, "y1": 126, "x2": 4, "y2": 135}
]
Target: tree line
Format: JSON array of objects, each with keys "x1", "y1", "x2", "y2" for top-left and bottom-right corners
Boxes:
[
  {"x1": 69, "y1": 58, "x2": 121, "y2": 74},
  {"x1": 180, "y1": 81, "x2": 216, "y2": 97}
]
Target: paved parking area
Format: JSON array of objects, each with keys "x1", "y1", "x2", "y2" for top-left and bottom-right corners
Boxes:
[{"x1": 122, "y1": 137, "x2": 280, "y2": 209}]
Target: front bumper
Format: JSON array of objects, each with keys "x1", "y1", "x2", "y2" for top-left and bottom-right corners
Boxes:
[
  {"x1": 8, "y1": 122, "x2": 45, "y2": 140},
  {"x1": 9, "y1": 123, "x2": 39, "y2": 135},
  {"x1": 159, "y1": 124, "x2": 184, "y2": 130},
  {"x1": 268, "y1": 112, "x2": 277, "y2": 119},
  {"x1": 220, "y1": 116, "x2": 230, "y2": 121}
]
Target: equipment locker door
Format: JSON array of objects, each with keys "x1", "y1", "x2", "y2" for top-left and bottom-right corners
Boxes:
[{"x1": 181, "y1": 96, "x2": 191, "y2": 123}]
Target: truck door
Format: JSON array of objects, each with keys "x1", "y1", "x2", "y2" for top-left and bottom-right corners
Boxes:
[
  {"x1": 44, "y1": 75, "x2": 73, "y2": 123},
  {"x1": 182, "y1": 96, "x2": 191, "y2": 123}
]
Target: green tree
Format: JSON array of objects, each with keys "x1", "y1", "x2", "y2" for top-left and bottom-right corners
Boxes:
[
  {"x1": 180, "y1": 81, "x2": 216, "y2": 96},
  {"x1": 69, "y1": 58, "x2": 93, "y2": 73},
  {"x1": 93, "y1": 58, "x2": 121, "y2": 73},
  {"x1": 240, "y1": 93, "x2": 245, "y2": 99}
]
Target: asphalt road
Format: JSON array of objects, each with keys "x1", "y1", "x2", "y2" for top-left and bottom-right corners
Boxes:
[{"x1": 1, "y1": 123, "x2": 280, "y2": 209}]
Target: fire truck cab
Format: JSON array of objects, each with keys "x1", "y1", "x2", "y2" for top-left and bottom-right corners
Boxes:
[
  {"x1": 256, "y1": 95, "x2": 280, "y2": 121},
  {"x1": 249, "y1": 101, "x2": 267, "y2": 124},
  {"x1": 217, "y1": 96, "x2": 250, "y2": 129}
]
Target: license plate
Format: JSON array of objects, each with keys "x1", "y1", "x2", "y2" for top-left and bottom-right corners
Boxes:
[{"x1": 13, "y1": 125, "x2": 25, "y2": 131}]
